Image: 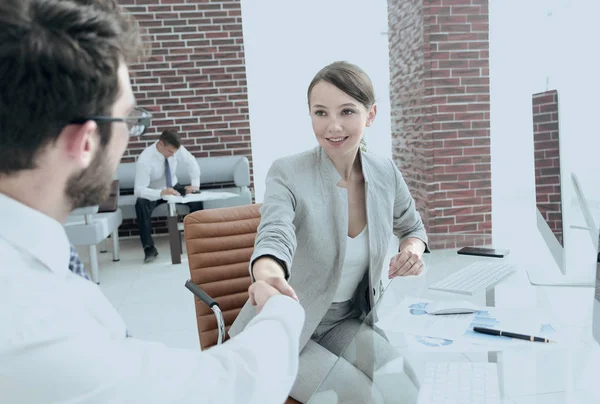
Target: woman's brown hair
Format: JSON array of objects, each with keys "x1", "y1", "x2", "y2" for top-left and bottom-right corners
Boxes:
[{"x1": 307, "y1": 61, "x2": 376, "y2": 110}]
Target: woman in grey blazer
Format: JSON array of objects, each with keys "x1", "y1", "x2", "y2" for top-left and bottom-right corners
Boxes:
[{"x1": 229, "y1": 61, "x2": 428, "y2": 403}]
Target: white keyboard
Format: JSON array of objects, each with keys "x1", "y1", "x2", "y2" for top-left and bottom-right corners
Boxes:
[
  {"x1": 418, "y1": 362, "x2": 501, "y2": 404},
  {"x1": 428, "y1": 261, "x2": 516, "y2": 295}
]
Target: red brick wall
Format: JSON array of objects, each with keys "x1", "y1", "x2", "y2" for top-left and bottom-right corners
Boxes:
[
  {"x1": 118, "y1": 0, "x2": 252, "y2": 238},
  {"x1": 388, "y1": 0, "x2": 491, "y2": 241},
  {"x1": 532, "y1": 90, "x2": 563, "y2": 245},
  {"x1": 388, "y1": 0, "x2": 430, "y2": 227},
  {"x1": 120, "y1": 0, "x2": 252, "y2": 165},
  {"x1": 428, "y1": 233, "x2": 491, "y2": 249}
]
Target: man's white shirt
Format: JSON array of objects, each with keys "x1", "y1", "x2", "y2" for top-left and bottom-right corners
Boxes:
[
  {"x1": 134, "y1": 142, "x2": 201, "y2": 201},
  {"x1": 0, "y1": 193, "x2": 305, "y2": 404}
]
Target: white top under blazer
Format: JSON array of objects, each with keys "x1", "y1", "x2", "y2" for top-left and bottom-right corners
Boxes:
[{"x1": 333, "y1": 226, "x2": 370, "y2": 302}]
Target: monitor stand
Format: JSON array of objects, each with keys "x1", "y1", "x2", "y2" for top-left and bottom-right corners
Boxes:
[
  {"x1": 526, "y1": 210, "x2": 596, "y2": 286},
  {"x1": 526, "y1": 264, "x2": 595, "y2": 286}
]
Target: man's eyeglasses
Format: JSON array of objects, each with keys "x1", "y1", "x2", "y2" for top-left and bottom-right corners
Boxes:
[{"x1": 69, "y1": 107, "x2": 152, "y2": 137}]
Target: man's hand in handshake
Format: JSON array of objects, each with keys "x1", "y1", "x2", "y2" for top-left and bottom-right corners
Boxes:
[{"x1": 248, "y1": 277, "x2": 298, "y2": 313}]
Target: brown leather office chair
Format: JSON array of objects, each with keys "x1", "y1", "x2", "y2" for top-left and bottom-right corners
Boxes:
[{"x1": 183, "y1": 204, "x2": 301, "y2": 404}]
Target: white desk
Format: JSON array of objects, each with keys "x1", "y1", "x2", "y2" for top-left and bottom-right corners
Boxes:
[{"x1": 309, "y1": 234, "x2": 600, "y2": 403}]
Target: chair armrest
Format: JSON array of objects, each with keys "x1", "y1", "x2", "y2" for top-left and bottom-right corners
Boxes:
[
  {"x1": 70, "y1": 205, "x2": 100, "y2": 216},
  {"x1": 185, "y1": 280, "x2": 225, "y2": 345},
  {"x1": 185, "y1": 280, "x2": 218, "y2": 308},
  {"x1": 232, "y1": 157, "x2": 251, "y2": 188}
]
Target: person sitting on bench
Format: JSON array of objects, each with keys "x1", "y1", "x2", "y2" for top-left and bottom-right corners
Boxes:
[{"x1": 134, "y1": 129, "x2": 202, "y2": 263}]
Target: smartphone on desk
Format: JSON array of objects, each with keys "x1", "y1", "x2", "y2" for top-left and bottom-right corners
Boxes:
[{"x1": 457, "y1": 246, "x2": 509, "y2": 258}]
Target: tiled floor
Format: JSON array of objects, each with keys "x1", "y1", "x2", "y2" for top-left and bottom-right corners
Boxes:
[{"x1": 76, "y1": 235, "x2": 201, "y2": 351}]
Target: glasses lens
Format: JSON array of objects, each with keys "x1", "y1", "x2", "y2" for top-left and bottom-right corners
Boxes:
[
  {"x1": 128, "y1": 108, "x2": 150, "y2": 137},
  {"x1": 129, "y1": 124, "x2": 141, "y2": 137}
]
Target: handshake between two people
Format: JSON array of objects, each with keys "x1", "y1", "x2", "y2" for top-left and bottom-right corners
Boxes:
[
  {"x1": 249, "y1": 240, "x2": 428, "y2": 313},
  {"x1": 249, "y1": 256, "x2": 298, "y2": 313}
]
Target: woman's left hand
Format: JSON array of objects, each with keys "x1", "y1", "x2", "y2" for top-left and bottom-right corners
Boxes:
[{"x1": 388, "y1": 248, "x2": 424, "y2": 279}]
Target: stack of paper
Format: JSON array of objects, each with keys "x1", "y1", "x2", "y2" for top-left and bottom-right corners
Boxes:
[
  {"x1": 376, "y1": 297, "x2": 559, "y2": 352},
  {"x1": 376, "y1": 297, "x2": 475, "y2": 340}
]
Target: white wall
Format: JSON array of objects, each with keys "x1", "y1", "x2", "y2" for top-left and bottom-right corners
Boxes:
[
  {"x1": 240, "y1": 0, "x2": 392, "y2": 202},
  {"x1": 490, "y1": 0, "x2": 600, "y2": 270}
]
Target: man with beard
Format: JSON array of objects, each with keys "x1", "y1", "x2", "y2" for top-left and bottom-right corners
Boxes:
[
  {"x1": 0, "y1": 1, "x2": 304, "y2": 403},
  {"x1": 134, "y1": 128, "x2": 202, "y2": 263}
]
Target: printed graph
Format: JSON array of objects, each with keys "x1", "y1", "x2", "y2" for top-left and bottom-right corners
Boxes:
[
  {"x1": 409, "y1": 302, "x2": 429, "y2": 316},
  {"x1": 464, "y1": 310, "x2": 511, "y2": 342},
  {"x1": 403, "y1": 300, "x2": 558, "y2": 347},
  {"x1": 415, "y1": 336, "x2": 454, "y2": 347},
  {"x1": 409, "y1": 302, "x2": 458, "y2": 346},
  {"x1": 539, "y1": 324, "x2": 556, "y2": 336}
]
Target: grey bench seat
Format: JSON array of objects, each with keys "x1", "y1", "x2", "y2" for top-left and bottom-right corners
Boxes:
[
  {"x1": 115, "y1": 155, "x2": 253, "y2": 220},
  {"x1": 63, "y1": 206, "x2": 123, "y2": 283}
]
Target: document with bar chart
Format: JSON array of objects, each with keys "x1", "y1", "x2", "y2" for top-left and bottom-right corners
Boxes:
[{"x1": 380, "y1": 297, "x2": 558, "y2": 351}]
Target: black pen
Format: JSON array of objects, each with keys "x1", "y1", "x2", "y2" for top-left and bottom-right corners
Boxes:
[{"x1": 472, "y1": 326, "x2": 555, "y2": 343}]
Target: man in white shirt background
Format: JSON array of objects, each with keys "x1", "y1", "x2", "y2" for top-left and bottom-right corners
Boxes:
[
  {"x1": 135, "y1": 128, "x2": 203, "y2": 263},
  {"x1": 0, "y1": 1, "x2": 304, "y2": 403}
]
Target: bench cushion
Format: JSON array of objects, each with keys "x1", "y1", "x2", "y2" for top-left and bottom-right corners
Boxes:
[
  {"x1": 115, "y1": 155, "x2": 253, "y2": 221},
  {"x1": 115, "y1": 156, "x2": 251, "y2": 189}
]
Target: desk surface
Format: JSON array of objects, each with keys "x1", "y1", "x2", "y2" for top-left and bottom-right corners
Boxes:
[
  {"x1": 307, "y1": 234, "x2": 600, "y2": 404},
  {"x1": 162, "y1": 191, "x2": 238, "y2": 204}
]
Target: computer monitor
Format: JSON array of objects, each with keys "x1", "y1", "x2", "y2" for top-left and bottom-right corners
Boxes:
[
  {"x1": 594, "y1": 248, "x2": 600, "y2": 346},
  {"x1": 571, "y1": 173, "x2": 600, "y2": 249},
  {"x1": 526, "y1": 90, "x2": 596, "y2": 286}
]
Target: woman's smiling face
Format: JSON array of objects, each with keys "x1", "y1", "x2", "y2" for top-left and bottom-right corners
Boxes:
[{"x1": 309, "y1": 80, "x2": 375, "y2": 159}]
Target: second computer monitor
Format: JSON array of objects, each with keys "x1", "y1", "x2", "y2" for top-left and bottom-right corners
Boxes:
[
  {"x1": 527, "y1": 90, "x2": 596, "y2": 286},
  {"x1": 594, "y1": 253, "x2": 600, "y2": 346},
  {"x1": 532, "y1": 90, "x2": 566, "y2": 271}
]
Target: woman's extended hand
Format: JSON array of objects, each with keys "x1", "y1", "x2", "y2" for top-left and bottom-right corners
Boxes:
[
  {"x1": 251, "y1": 257, "x2": 298, "y2": 302},
  {"x1": 248, "y1": 281, "x2": 280, "y2": 313},
  {"x1": 388, "y1": 239, "x2": 426, "y2": 279},
  {"x1": 388, "y1": 250, "x2": 424, "y2": 278},
  {"x1": 262, "y1": 276, "x2": 298, "y2": 301}
]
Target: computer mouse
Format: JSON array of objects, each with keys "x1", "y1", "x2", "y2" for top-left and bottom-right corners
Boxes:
[{"x1": 425, "y1": 300, "x2": 481, "y2": 315}]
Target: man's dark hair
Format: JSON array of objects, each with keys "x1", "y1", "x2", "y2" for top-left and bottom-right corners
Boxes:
[
  {"x1": 0, "y1": 0, "x2": 144, "y2": 175},
  {"x1": 159, "y1": 129, "x2": 181, "y2": 149}
]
